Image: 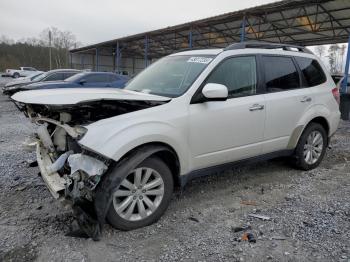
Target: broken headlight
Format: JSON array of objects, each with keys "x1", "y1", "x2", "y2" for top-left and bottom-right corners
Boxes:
[{"x1": 74, "y1": 126, "x2": 88, "y2": 139}]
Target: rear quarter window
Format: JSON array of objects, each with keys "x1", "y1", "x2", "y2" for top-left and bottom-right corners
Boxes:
[{"x1": 295, "y1": 57, "x2": 327, "y2": 87}]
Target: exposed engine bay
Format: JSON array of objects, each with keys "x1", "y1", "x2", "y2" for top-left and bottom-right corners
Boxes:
[{"x1": 13, "y1": 99, "x2": 166, "y2": 239}]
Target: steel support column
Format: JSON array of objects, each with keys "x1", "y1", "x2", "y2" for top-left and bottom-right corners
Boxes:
[
  {"x1": 342, "y1": 35, "x2": 350, "y2": 93},
  {"x1": 95, "y1": 48, "x2": 100, "y2": 71},
  {"x1": 81, "y1": 54, "x2": 84, "y2": 69},
  {"x1": 240, "y1": 16, "x2": 246, "y2": 42},
  {"x1": 189, "y1": 30, "x2": 193, "y2": 49},
  {"x1": 116, "y1": 41, "x2": 121, "y2": 73},
  {"x1": 70, "y1": 53, "x2": 73, "y2": 68},
  {"x1": 144, "y1": 35, "x2": 149, "y2": 68}
]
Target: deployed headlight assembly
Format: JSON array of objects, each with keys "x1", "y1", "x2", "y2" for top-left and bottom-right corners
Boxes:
[{"x1": 74, "y1": 126, "x2": 88, "y2": 139}]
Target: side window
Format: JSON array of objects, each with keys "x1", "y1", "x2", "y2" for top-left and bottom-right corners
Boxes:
[
  {"x1": 263, "y1": 56, "x2": 300, "y2": 92},
  {"x1": 45, "y1": 73, "x2": 64, "y2": 81},
  {"x1": 295, "y1": 57, "x2": 327, "y2": 87},
  {"x1": 109, "y1": 74, "x2": 119, "y2": 82},
  {"x1": 64, "y1": 72, "x2": 77, "y2": 79},
  {"x1": 85, "y1": 74, "x2": 109, "y2": 83},
  {"x1": 206, "y1": 56, "x2": 257, "y2": 98}
]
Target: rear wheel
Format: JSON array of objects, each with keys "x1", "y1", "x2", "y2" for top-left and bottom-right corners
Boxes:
[
  {"x1": 293, "y1": 123, "x2": 327, "y2": 170},
  {"x1": 106, "y1": 157, "x2": 174, "y2": 230}
]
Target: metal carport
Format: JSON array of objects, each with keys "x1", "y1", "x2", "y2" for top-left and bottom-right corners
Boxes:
[{"x1": 70, "y1": 0, "x2": 350, "y2": 92}]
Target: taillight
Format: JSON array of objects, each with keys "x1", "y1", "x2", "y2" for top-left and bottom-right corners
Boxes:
[{"x1": 332, "y1": 87, "x2": 340, "y2": 105}]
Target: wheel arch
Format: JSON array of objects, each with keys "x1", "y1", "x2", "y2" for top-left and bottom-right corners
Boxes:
[
  {"x1": 288, "y1": 115, "x2": 330, "y2": 150},
  {"x1": 115, "y1": 142, "x2": 181, "y2": 187}
]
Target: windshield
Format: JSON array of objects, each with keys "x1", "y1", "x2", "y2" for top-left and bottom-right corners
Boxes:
[
  {"x1": 65, "y1": 73, "x2": 85, "y2": 82},
  {"x1": 124, "y1": 55, "x2": 214, "y2": 97},
  {"x1": 31, "y1": 73, "x2": 44, "y2": 80},
  {"x1": 34, "y1": 72, "x2": 48, "y2": 81}
]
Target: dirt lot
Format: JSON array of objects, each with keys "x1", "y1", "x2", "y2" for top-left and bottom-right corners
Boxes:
[{"x1": 0, "y1": 76, "x2": 349, "y2": 262}]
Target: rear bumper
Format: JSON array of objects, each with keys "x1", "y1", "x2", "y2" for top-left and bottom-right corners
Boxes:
[
  {"x1": 329, "y1": 110, "x2": 341, "y2": 136},
  {"x1": 36, "y1": 143, "x2": 65, "y2": 199}
]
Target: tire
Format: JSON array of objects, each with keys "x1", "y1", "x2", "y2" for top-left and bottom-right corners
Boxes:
[
  {"x1": 293, "y1": 123, "x2": 327, "y2": 170},
  {"x1": 13, "y1": 73, "x2": 20, "y2": 78},
  {"x1": 106, "y1": 157, "x2": 174, "y2": 230}
]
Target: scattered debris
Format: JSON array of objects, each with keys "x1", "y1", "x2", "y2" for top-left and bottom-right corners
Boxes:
[
  {"x1": 248, "y1": 214, "x2": 271, "y2": 221},
  {"x1": 242, "y1": 232, "x2": 256, "y2": 243},
  {"x1": 240, "y1": 200, "x2": 257, "y2": 206},
  {"x1": 16, "y1": 186, "x2": 26, "y2": 191},
  {"x1": 188, "y1": 217, "x2": 199, "y2": 223},
  {"x1": 232, "y1": 225, "x2": 252, "y2": 233},
  {"x1": 272, "y1": 236, "x2": 287, "y2": 240}
]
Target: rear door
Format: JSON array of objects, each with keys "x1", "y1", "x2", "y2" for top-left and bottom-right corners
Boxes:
[
  {"x1": 83, "y1": 74, "x2": 111, "y2": 87},
  {"x1": 188, "y1": 55, "x2": 266, "y2": 170},
  {"x1": 261, "y1": 55, "x2": 313, "y2": 153}
]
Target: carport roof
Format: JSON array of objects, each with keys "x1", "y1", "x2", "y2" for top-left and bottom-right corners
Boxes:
[{"x1": 70, "y1": 0, "x2": 350, "y2": 58}]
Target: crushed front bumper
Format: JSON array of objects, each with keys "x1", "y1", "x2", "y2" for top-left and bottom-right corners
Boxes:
[{"x1": 36, "y1": 143, "x2": 66, "y2": 199}]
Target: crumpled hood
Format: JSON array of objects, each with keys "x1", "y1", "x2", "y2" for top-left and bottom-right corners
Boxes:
[
  {"x1": 11, "y1": 88, "x2": 171, "y2": 105},
  {"x1": 5, "y1": 77, "x2": 33, "y2": 87},
  {"x1": 23, "y1": 81, "x2": 69, "y2": 89}
]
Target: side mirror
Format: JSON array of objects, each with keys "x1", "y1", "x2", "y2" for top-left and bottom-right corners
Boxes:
[
  {"x1": 202, "y1": 83, "x2": 228, "y2": 101},
  {"x1": 79, "y1": 79, "x2": 86, "y2": 85}
]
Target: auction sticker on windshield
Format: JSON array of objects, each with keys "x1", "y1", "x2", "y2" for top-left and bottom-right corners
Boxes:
[{"x1": 187, "y1": 57, "x2": 213, "y2": 64}]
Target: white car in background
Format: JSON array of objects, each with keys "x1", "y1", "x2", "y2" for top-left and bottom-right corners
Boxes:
[
  {"x1": 4, "y1": 67, "x2": 42, "y2": 78},
  {"x1": 12, "y1": 41, "x2": 341, "y2": 239}
]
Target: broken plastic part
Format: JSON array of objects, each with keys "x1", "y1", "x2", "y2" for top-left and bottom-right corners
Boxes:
[
  {"x1": 34, "y1": 117, "x2": 81, "y2": 139},
  {"x1": 37, "y1": 123, "x2": 55, "y2": 152},
  {"x1": 68, "y1": 154, "x2": 108, "y2": 177},
  {"x1": 46, "y1": 151, "x2": 73, "y2": 175},
  {"x1": 53, "y1": 127, "x2": 67, "y2": 152}
]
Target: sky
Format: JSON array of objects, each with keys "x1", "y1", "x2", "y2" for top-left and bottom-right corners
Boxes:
[{"x1": 0, "y1": 0, "x2": 276, "y2": 45}]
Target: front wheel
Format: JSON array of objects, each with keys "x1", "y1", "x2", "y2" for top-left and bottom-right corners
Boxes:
[
  {"x1": 106, "y1": 157, "x2": 174, "y2": 230},
  {"x1": 13, "y1": 73, "x2": 20, "y2": 78},
  {"x1": 293, "y1": 123, "x2": 327, "y2": 170}
]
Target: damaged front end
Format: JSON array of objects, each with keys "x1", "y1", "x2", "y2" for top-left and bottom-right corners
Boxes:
[
  {"x1": 14, "y1": 97, "x2": 166, "y2": 239},
  {"x1": 31, "y1": 112, "x2": 110, "y2": 202}
]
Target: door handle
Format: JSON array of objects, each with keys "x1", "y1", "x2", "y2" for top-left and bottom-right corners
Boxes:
[
  {"x1": 249, "y1": 104, "x2": 265, "y2": 111},
  {"x1": 301, "y1": 96, "x2": 312, "y2": 103}
]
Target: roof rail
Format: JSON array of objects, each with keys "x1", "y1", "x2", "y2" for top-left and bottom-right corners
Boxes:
[{"x1": 224, "y1": 41, "x2": 313, "y2": 54}]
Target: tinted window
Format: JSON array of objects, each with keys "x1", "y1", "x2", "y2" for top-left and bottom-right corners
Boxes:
[
  {"x1": 85, "y1": 74, "x2": 110, "y2": 83},
  {"x1": 263, "y1": 56, "x2": 300, "y2": 92},
  {"x1": 45, "y1": 73, "x2": 64, "y2": 81},
  {"x1": 63, "y1": 72, "x2": 77, "y2": 79},
  {"x1": 295, "y1": 57, "x2": 326, "y2": 87},
  {"x1": 332, "y1": 75, "x2": 343, "y2": 84},
  {"x1": 206, "y1": 56, "x2": 257, "y2": 98},
  {"x1": 109, "y1": 74, "x2": 119, "y2": 81}
]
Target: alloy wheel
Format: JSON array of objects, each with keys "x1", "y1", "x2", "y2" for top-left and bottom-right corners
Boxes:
[
  {"x1": 112, "y1": 167, "x2": 165, "y2": 221},
  {"x1": 303, "y1": 130, "x2": 324, "y2": 165}
]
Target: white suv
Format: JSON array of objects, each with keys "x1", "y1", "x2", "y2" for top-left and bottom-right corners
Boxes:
[{"x1": 12, "y1": 42, "x2": 340, "y2": 238}]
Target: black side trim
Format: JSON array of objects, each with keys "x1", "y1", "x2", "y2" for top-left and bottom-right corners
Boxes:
[{"x1": 180, "y1": 150, "x2": 294, "y2": 187}]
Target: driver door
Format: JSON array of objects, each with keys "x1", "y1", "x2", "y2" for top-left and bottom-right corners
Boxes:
[{"x1": 188, "y1": 56, "x2": 266, "y2": 170}]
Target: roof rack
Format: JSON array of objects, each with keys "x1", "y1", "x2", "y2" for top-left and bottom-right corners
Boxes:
[{"x1": 224, "y1": 41, "x2": 313, "y2": 54}]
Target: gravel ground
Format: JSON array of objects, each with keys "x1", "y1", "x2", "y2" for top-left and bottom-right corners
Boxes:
[{"x1": 0, "y1": 76, "x2": 349, "y2": 262}]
